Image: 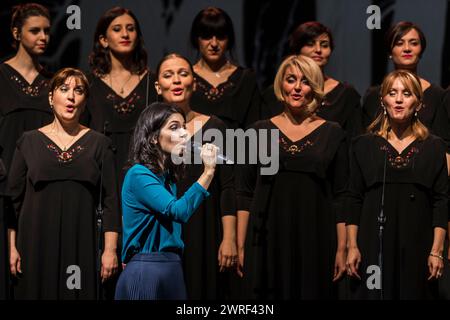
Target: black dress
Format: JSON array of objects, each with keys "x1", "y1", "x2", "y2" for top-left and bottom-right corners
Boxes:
[
  {"x1": 346, "y1": 134, "x2": 448, "y2": 299},
  {"x1": 178, "y1": 116, "x2": 236, "y2": 299},
  {"x1": 0, "y1": 63, "x2": 53, "y2": 299},
  {"x1": 237, "y1": 120, "x2": 348, "y2": 299},
  {"x1": 7, "y1": 130, "x2": 120, "y2": 299},
  {"x1": 262, "y1": 82, "x2": 363, "y2": 138},
  {"x1": 362, "y1": 84, "x2": 450, "y2": 147},
  {"x1": 83, "y1": 72, "x2": 158, "y2": 190},
  {"x1": 191, "y1": 67, "x2": 262, "y2": 129}
]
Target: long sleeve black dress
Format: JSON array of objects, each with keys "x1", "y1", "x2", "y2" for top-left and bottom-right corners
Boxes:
[
  {"x1": 178, "y1": 116, "x2": 236, "y2": 299},
  {"x1": 83, "y1": 72, "x2": 158, "y2": 190},
  {"x1": 237, "y1": 120, "x2": 348, "y2": 299},
  {"x1": 7, "y1": 130, "x2": 120, "y2": 299},
  {"x1": 346, "y1": 133, "x2": 448, "y2": 299},
  {"x1": 0, "y1": 63, "x2": 53, "y2": 299},
  {"x1": 191, "y1": 67, "x2": 262, "y2": 130}
]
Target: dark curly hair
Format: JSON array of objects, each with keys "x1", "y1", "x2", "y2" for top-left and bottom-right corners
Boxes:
[
  {"x1": 10, "y1": 3, "x2": 51, "y2": 49},
  {"x1": 89, "y1": 6, "x2": 148, "y2": 76},
  {"x1": 288, "y1": 21, "x2": 334, "y2": 55},
  {"x1": 128, "y1": 102, "x2": 186, "y2": 182}
]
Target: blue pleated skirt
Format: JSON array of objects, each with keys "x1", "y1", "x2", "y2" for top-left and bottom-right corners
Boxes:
[{"x1": 115, "y1": 252, "x2": 187, "y2": 300}]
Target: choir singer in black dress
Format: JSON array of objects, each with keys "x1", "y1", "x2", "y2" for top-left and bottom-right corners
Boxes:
[
  {"x1": 7, "y1": 68, "x2": 121, "y2": 299},
  {"x1": 237, "y1": 55, "x2": 348, "y2": 299},
  {"x1": 346, "y1": 70, "x2": 447, "y2": 299}
]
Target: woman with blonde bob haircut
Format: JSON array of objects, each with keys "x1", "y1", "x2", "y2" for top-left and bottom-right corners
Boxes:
[
  {"x1": 236, "y1": 54, "x2": 349, "y2": 299},
  {"x1": 346, "y1": 70, "x2": 447, "y2": 299},
  {"x1": 273, "y1": 54, "x2": 324, "y2": 114}
]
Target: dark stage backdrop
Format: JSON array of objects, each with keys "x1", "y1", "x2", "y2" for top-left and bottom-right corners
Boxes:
[{"x1": 1, "y1": 0, "x2": 450, "y2": 96}]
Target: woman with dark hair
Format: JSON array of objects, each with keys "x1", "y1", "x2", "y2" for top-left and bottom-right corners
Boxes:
[
  {"x1": 237, "y1": 55, "x2": 348, "y2": 299},
  {"x1": 85, "y1": 6, "x2": 157, "y2": 190},
  {"x1": 0, "y1": 2, "x2": 53, "y2": 299},
  {"x1": 190, "y1": 6, "x2": 262, "y2": 130},
  {"x1": 346, "y1": 70, "x2": 447, "y2": 299},
  {"x1": 362, "y1": 22, "x2": 450, "y2": 153},
  {"x1": 115, "y1": 102, "x2": 218, "y2": 300},
  {"x1": 262, "y1": 21, "x2": 362, "y2": 139},
  {"x1": 7, "y1": 68, "x2": 120, "y2": 299},
  {"x1": 155, "y1": 53, "x2": 237, "y2": 300}
]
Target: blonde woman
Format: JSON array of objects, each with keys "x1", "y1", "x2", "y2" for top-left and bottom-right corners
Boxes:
[
  {"x1": 236, "y1": 55, "x2": 348, "y2": 299},
  {"x1": 346, "y1": 70, "x2": 447, "y2": 299}
]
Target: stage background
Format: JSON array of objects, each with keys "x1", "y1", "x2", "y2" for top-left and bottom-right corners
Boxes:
[{"x1": 1, "y1": 0, "x2": 450, "y2": 96}]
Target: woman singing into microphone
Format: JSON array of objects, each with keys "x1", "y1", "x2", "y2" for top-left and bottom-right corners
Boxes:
[{"x1": 115, "y1": 102, "x2": 219, "y2": 300}]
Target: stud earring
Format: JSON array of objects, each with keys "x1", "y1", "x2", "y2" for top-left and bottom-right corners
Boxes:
[{"x1": 414, "y1": 110, "x2": 418, "y2": 117}]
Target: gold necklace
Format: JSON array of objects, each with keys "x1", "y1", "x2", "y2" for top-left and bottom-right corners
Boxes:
[{"x1": 110, "y1": 72, "x2": 133, "y2": 95}]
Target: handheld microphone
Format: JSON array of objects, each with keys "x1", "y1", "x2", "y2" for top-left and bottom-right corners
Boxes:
[{"x1": 191, "y1": 141, "x2": 234, "y2": 164}]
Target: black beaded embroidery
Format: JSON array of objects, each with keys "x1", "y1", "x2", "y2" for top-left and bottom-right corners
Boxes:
[
  {"x1": 280, "y1": 137, "x2": 314, "y2": 155},
  {"x1": 196, "y1": 80, "x2": 234, "y2": 101},
  {"x1": 10, "y1": 75, "x2": 48, "y2": 97},
  {"x1": 47, "y1": 144, "x2": 84, "y2": 163},
  {"x1": 381, "y1": 145, "x2": 418, "y2": 169},
  {"x1": 106, "y1": 92, "x2": 141, "y2": 114}
]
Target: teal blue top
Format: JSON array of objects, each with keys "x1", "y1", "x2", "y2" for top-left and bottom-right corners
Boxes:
[{"x1": 121, "y1": 164, "x2": 209, "y2": 263}]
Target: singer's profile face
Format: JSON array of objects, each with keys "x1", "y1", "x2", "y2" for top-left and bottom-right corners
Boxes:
[
  {"x1": 299, "y1": 33, "x2": 331, "y2": 68},
  {"x1": 383, "y1": 78, "x2": 418, "y2": 124},
  {"x1": 282, "y1": 65, "x2": 312, "y2": 110},
  {"x1": 17, "y1": 16, "x2": 50, "y2": 55},
  {"x1": 157, "y1": 57, "x2": 195, "y2": 104},
  {"x1": 101, "y1": 14, "x2": 137, "y2": 55},
  {"x1": 391, "y1": 28, "x2": 422, "y2": 68},
  {"x1": 158, "y1": 113, "x2": 188, "y2": 156},
  {"x1": 50, "y1": 76, "x2": 87, "y2": 124},
  {"x1": 198, "y1": 35, "x2": 228, "y2": 63}
]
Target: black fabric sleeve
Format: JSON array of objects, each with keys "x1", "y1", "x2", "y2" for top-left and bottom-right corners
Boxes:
[
  {"x1": 346, "y1": 140, "x2": 365, "y2": 226},
  {"x1": 242, "y1": 71, "x2": 263, "y2": 129},
  {"x1": 328, "y1": 135, "x2": 350, "y2": 224},
  {"x1": 434, "y1": 91, "x2": 450, "y2": 153},
  {"x1": 100, "y1": 138, "x2": 121, "y2": 232},
  {"x1": 214, "y1": 120, "x2": 237, "y2": 216},
  {"x1": 6, "y1": 142, "x2": 27, "y2": 229},
  {"x1": 430, "y1": 139, "x2": 449, "y2": 227}
]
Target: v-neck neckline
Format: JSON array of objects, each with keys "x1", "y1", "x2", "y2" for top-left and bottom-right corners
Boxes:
[
  {"x1": 377, "y1": 135, "x2": 418, "y2": 155},
  {"x1": 194, "y1": 67, "x2": 240, "y2": 89},
  {"x1": 37, "y1": 129, "x2": 91, "y2": 152},
  {"x1": 98, "y1": 71, "x2": 147, "y2": 100},
  {"x1": 270, "y1": 120, "x2": 327, "y2": 144},
  {"x1": 3, "y1": 62, "x2": 44, "y2": 86}
]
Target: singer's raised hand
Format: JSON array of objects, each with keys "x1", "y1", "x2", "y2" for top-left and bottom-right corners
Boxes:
[
  {"x1": 200, "y1": 143, "x2": 218, "y2": 171},
  {"x1": 196, "y1": 143, "x2": 218, "y2": 190}
]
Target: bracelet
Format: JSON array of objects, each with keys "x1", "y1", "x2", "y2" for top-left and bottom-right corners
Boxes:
[{"x1": 429, "y1": 253, "x2": 444, "y2": 260}]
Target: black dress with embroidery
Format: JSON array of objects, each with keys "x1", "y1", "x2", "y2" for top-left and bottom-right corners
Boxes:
[
  {"x1": 177, "y1": 116, "x2": 236, "y2": 299},
  {"x1": 346, "y1": 134, "x2": 448, "y2": 299},
  {"x1": 191, "y1": 67, "x2": 262, "y2": 129},
  {"x1": 82, "y1": 72, "x2": 158, "y2": 189},
  {"x1": 362, "y1": 84, "x2": 450, "y2": 149},
  {"x1": 236, "y1": 120, "x2": 348, "y2": 299},
  {"x1": 261, "y1": 82, "x2": 363, "y2": 138},
  {"x1": 7, "y1": 130, "x2": 120, "y2": 299},
  {"x1": 0, "y1": 63, "x2": 53, "y2": 298}
]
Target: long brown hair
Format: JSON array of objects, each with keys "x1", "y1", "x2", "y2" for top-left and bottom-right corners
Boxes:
[
  {"x1": 89, "y1": 7, "x2": 148, "y2": 76},
  {"x1": 367, "y1": 70, "x2": 428, "y2": 140}
]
